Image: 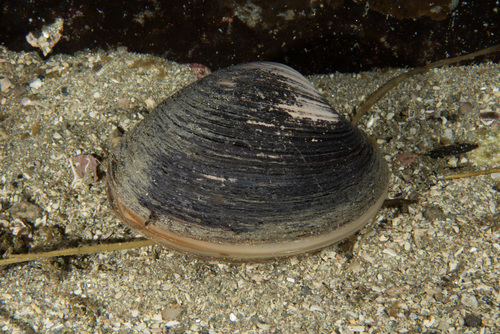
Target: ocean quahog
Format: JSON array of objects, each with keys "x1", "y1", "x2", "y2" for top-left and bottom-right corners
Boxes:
[{"x1": 106, "y1": 62, "x2": 389, "y2": 260}]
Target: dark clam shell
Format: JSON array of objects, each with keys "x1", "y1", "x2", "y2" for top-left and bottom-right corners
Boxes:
[{"x1": 106, "y1": 62, "x2": 389, "y2": 260}]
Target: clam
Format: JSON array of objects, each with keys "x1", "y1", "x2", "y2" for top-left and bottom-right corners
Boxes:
[{"x1": 106, "y1": 62, "x2": 389, "y2": 260}]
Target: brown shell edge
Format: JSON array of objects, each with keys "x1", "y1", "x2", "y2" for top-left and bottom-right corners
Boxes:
[{"x1": 105, "y1": 161, "x2": 390, "y2": 262}]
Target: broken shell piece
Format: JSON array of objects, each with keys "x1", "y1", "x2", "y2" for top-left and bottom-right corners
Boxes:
[
  {"x1": 29, "y1": 78, "x2": 43, "y2": 90},
  {"x1": 117, "y1": 98, "x2": 131, "y2": 108},
  {"x1": 20, "y1": 97, "x2": 49, "y2": 109},
  {"x1": 25, "y1": 18, "x2": 64, "y2": 56},
  {"x1": 0, "y1": 77, "x2": 12, "y2": 92},
  {"x1": 70, "y1": 155, "x2": 98, "y2": 188},
  {"x1": 479, "y1": 110, "x2": 500, "y2": 126}
]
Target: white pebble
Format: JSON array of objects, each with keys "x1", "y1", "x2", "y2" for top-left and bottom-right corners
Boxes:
[
  {"x1": 256, "y1": 323, "x2": 271, "y2": 330},
  {"x1": 30, "y1": 78, "x2": 43, "y2": 89},
  {"x1": 442, "y1": 128, "x2": 453, "y2": 141},
  {"x1": 383, "y1": 248, "x2": 398, "y2": 257},
  {"x1": 348, "y1": 325, "x2": 366, "y2": 332},
  {"x1": 423, "y1": 315, "x2": 436, "y2": 327},
  {"x1": 165, "y1": 320, "x2": 180, "y2": 327},
  {"x1": 93, "y1": 92, "x2": 101, "y2": 99},
  {"x1": 447, "y1": 157, "x2": 458, "y2": 166},
  {"x1": 489, "y1": 201, "x2": 497, "y2": 214},
  {"x1": 229, "y1": 313, "x2": 237, "y2": 322},
  {"x1": 20, "y1": 97, "x2": 32, "y2": 106},
  {"x1": 145, "y1": 97, "x2": 156, "y2": 109},
  {"x1": 454, "y1": 247, "x2": 464, "y2": 257},
  {"x1": 449, "y1": 260, "x2": 458, "y2": 271},
  {"x1": 0, "y1": 77, "x2": 12, "y2": 92},
  {"x1": 310, "y1": 305, "x2": 325, "y2": 312},
  {"x1": 366, "y1": 115, "x2": 375, "y2": 128},
  {"x1": 461, "y1": 294, "x2": 478, "y2": 308}
]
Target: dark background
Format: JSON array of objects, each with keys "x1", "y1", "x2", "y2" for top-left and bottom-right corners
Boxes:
[{"x1": 1, "y1": 0, "x2": 499, "y2": 74}]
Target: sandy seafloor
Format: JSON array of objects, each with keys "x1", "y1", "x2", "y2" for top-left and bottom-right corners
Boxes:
[{"x1": 0, "y1": 46, "x2": 499, "y2": 334}]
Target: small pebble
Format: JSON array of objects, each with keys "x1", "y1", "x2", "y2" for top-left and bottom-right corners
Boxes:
[
  {"x1": 117, "y1": 98, "x2": 130, "y2": 108},
  {"x1": 29, "y1": 78, "x2": 43, "y2": 89},
  {"x1": 464, "y1": 313, "x2": 481, "y2": 327},
  {"x1": 20, "y1": 97, "x2": 31, "y2": 106},
  {"x1": 449, "y1": 260, "x2": 458, "y2": 271},
  {"x1": 7, "y1": 202, "x2": 43, "y2": 223},
  {"x1": 423, "y1": 206, "x2": 445, "y2": 221},
  {"x1": 0, "y1": 77, "x2": 12, "y2": 92},
  {"x1": 461, "y1": 294, "x2": 478, "y2": 308},
  {"x1": 165, "y1": 320, "x2": 180, "y2": 327},
  {"x1": 144, "y1": 97, "x2": 156, "y2": 109},
  {"x1": 458, "y1": 101, "x2": 473, "y2": 115},
  {"x1": 161, "y1": 305, "x2": 183, "y2": 321}
]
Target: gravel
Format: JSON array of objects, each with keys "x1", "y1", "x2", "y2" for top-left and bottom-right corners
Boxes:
[{"x1": 0, "y1": 46, "x2": 499, "y2": 333}]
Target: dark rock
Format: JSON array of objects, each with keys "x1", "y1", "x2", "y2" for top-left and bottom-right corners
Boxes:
[
  {"x1": 30, "y1": 225, "x2": 65, "y2": 252},
  {"x1": 0, "y1": 0, "x2": 498, "y2": 74},
  {"x1": 464, "y1": 313, "x2": 482, "y2": 327},
  {"x1": 423, "y1": 206, "x2": 445, "y2": 221},
  {"x1": 8, "y1": 202, "x2": 43, "y2": 223}
]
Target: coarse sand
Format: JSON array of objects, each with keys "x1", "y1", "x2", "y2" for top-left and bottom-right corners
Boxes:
[{"x1": 0, "y1": 46, "x2": 499, "y2": 333}]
